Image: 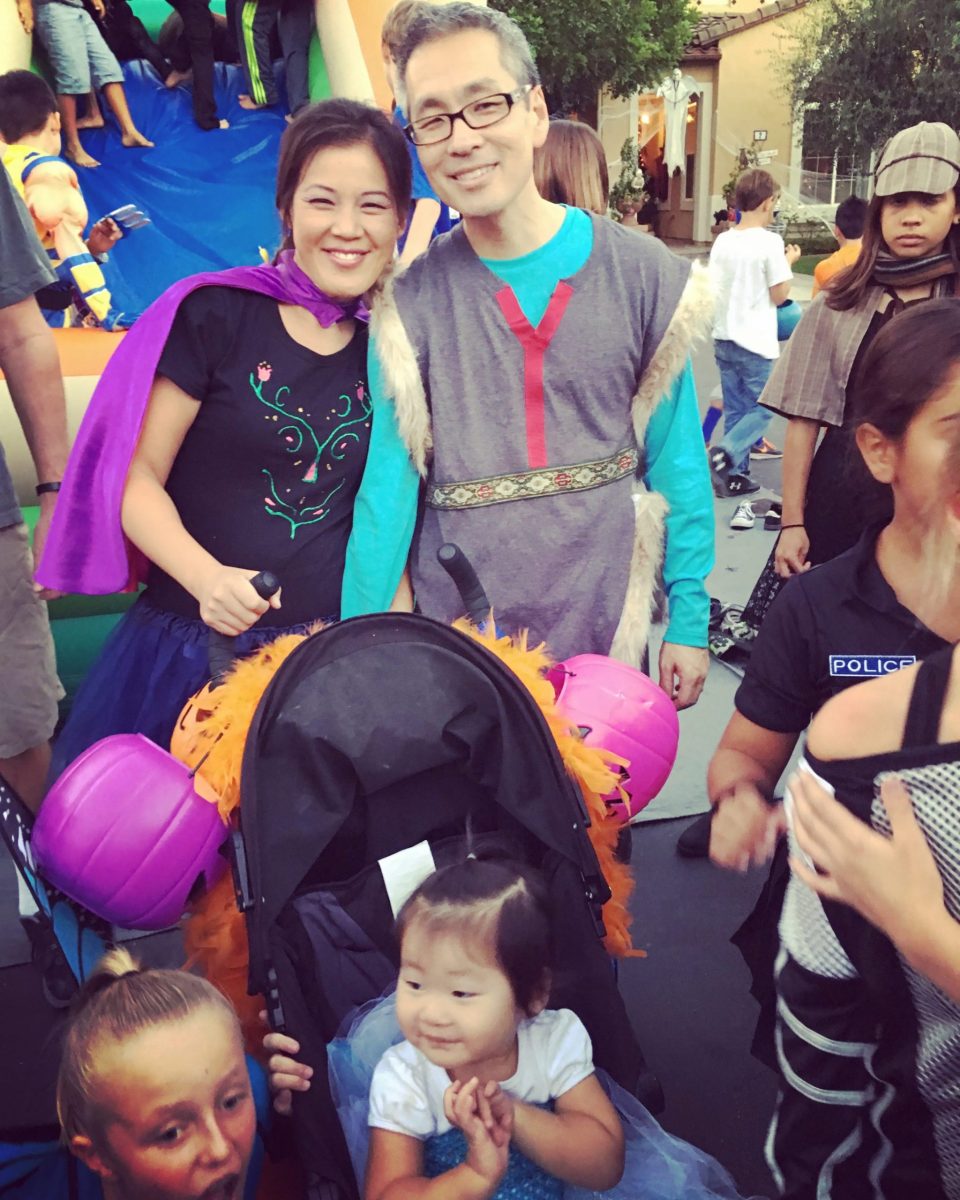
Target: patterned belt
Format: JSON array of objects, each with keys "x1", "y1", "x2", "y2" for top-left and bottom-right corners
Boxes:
[{"x1": 426, "y1": 447, "x2": 639, "y2": 511}]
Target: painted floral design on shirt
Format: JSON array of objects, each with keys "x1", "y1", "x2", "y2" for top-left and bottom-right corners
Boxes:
[{"x1": 249, "y1": 360, "x2": 371, "y2": 539}]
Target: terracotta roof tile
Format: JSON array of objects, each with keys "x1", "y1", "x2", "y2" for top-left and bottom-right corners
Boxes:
[{"x1": 687, "y1": 0, "x2": 807, "y2": 49}]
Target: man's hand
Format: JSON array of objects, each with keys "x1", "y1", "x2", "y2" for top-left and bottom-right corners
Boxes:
[
  {"x1": 86, "y1": 216, "x2": 122, "y2": 257},
  {"x1": 658, "y1": 642, "x2": 708, "y2": 710},
  {"x1": 710, "y1": 781, "x2": 786, "y2": 872},
  {"x1": 32, "y1": 493, "x2": 62, "y2": 600}
]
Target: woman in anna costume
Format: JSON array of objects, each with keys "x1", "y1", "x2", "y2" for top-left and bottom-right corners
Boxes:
[{"x1": 38, "y1": 99, "x2": 421, "y2": 775}]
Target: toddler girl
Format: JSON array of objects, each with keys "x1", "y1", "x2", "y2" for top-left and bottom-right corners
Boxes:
[{"x1": 268, "y1": 858, "x2": 758, "y2": 1200}]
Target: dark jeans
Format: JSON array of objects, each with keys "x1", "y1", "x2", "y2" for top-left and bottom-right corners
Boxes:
[
  {"x1": 100, "y1": 0, "x2": 172, "y2": 78},
  {"x1": 714, "y1": 338, "x2": 775, "y2": 475}
]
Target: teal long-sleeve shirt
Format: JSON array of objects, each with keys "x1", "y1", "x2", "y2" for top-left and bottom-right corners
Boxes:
[{"x1": 479, "y1": 207, "x2": 714, "y2": 648}]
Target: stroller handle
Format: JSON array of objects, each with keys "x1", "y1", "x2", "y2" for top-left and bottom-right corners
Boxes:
[
  {"x1": 208, "y1": 571, "x2": 281, "y2": 685},
  {"x1": 437, "y1": 543, "x2": 491, "y2": 626}
]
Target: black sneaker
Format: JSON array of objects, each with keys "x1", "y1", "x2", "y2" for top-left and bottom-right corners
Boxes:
[
  {"x1": 21, "y1": 916, "x2": 79, "y2": 1010},
  {"x1": 726, "y1": 473, "x2": 761, "y2": 496},
  {"x1": 708, "y1": 446, "x2": 736, "y2": 497},
  {"x1": 676, "y1": 810, "x2": 713, "y2": 858},
  {"x1": 764, "y1": 504, "x2": 783, "y2": 531}
]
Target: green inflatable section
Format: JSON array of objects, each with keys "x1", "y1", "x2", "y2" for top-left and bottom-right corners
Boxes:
[
  {"x1": 22, "y1": 506, "x2": 138, "y2": 702},
  {"x1": 128, "y1": 0, "x2": 331, "y2": 99}
]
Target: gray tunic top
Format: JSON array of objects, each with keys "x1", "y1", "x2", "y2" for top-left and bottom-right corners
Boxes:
[{"x1": 392, "y1": 216, "x2": 690, "y2": 660}]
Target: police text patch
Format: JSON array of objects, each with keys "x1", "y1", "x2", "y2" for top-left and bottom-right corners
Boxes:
[{"x1": 829, "y1": 655, "x2": 916, "y2": 678}]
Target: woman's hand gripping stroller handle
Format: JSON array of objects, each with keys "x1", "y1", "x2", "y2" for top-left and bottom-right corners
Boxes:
[
  {"x1": 437, "y1": 543, "x2": 492, "y2": 626},
  {"x1": 207, "y1": 571, "x2": 281, "y2": 685}
]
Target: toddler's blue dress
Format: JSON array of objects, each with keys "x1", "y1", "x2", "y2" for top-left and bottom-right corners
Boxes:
[{"x1": 328, "y1": 993, "x2": 764, "y2": 1200}]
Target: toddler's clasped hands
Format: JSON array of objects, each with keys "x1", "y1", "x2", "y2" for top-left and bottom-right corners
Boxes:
[{"x1": 444, "y1": 1077, "x2": 514, "y2": 1190}]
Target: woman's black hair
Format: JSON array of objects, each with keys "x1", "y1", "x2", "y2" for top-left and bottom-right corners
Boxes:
[
  {"x1": 849, "y1": 298, "x2": 960, "y2": 436},
  {"x1": 397, "y1": 858, "x2": 552, "y2": 1015},
  {"x1": 274, "y1": 97, "x2": 412, "y2": 250}
]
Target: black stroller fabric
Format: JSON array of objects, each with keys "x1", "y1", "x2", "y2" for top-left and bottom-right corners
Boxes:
[{"x1": 236, "y1": 615, "x2": 654, "y2": 1200}]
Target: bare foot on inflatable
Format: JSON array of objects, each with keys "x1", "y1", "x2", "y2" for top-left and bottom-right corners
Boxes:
[
  {"x1": 165, "y1": 68, "x2": 192, "y2": 88},
  {"x1": 76, "y1": 114, "x2": 105, "y2": 129},
  {"x1": 219, "y1": 119, "x2": 230, "y2": 129},
  {"x1": 66, "y1": 143, "x2": 100, "y2": 168},
  {"x1": 122, "y1": 129, "x2": 155, "y2": 149},
  {"x1": 238, "y1": 93, "x2": 270, "y2": 111}
]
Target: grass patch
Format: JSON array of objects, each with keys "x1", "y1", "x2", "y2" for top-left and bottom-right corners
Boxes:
[{"x1": 793, "y1": 253, "x2": 829, "y2": 276}]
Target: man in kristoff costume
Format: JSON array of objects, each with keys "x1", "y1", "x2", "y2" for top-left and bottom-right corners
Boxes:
[{"x1": 371, "y1": 4, "x2": 714, "y2": 707}]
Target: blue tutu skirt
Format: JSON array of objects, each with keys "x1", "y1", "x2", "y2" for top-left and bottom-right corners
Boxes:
[
  {"x1": 328, "y1": 993, "x2": 765, "y2": 1200},
  {"x1": 50, "y1": 596, "x2": 322, "y2": 779}
]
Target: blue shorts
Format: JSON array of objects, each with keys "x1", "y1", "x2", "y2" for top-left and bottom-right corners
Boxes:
[{"x1": 34, "y1": 3, "x2": 125, "y2": 94}]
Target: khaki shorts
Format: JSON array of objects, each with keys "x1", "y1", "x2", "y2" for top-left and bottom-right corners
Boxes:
[{"x1": 0, "y1": 523, "x2": 62, "y2": 759}]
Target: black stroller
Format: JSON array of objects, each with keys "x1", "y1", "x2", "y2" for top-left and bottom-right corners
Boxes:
[{"x1": 229, "y1": 552, "x2": 662, "y2": 1200}]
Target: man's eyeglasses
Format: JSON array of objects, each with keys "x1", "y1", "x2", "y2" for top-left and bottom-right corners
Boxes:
[{"x1": 404, "y1": 85, "x2": 534, "y2": 147}]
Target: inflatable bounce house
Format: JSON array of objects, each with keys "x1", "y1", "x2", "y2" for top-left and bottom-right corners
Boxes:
[{"x1": 0, "y1": 0, "x2": 414, "y2": 703}]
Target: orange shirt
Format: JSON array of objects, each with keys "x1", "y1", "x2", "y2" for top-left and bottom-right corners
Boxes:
[{"x1": 812, "y1": 239, "x2": 862, "y2": 297}]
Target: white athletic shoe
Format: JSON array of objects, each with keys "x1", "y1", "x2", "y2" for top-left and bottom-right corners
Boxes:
[{"x1": 730, "y1": 501, "x2": 755, "y2": 530}]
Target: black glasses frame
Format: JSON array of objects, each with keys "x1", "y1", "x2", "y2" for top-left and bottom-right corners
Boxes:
[{"x1": 404, "y1": 85, "x2": 534, "y2": 147}]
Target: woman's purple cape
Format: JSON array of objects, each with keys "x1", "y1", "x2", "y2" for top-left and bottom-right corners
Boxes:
[{"x1": 36, "y1": 261, "x2": 397, "y2": 598}]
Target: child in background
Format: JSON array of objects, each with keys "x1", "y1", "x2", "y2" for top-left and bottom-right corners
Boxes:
[
  {"x1": 230, "y1": 0, "x2": 314, "y2": 118},
  {"x1": 380, "y1": 0, "x2": 451, "y2": 265},
  {"x1": 708, "y1": 169, "x2": 800, "y2": 519},
  {"x1": 267, "y1": 859, "x2": 759, "y2": 1200},
  {"x1": 811, "y1": 192, "x2": 867, "y2": 297},
  {"x1": 533, "y1": 119, "x2": 609, "y2": 216},
  {"x1": 27, "y1": 0, "x2": 153, "y2": 168},
  {"x1": 0, "y1": 70, "x2": 132, "y2": 330}
]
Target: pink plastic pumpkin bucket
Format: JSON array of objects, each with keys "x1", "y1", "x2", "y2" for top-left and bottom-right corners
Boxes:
[{"x1": 548, "y1": 654, "x2": 679, "y2": 822}]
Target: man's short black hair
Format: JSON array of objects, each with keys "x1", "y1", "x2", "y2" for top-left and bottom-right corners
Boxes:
[
  {"x1": 835, "y1": 194, "x2": 867, "y2": 240},
  {"x1": 0, "y1": 70, "x2": 57, "y2": 145}
]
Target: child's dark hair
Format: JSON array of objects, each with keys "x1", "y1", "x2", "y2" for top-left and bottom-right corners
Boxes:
[
  {"x1": 834, "y1": 194, "x2": 867, "y2": 240},
  {"x1": 57, "y1": 948, "x2": 238, "y2": 1144},
  {"x1": 0, "y1": 70, "x2": 57, "y2": 144},
  {"x1": 398, "y1": 858, "x2": 551, "y2": 1014},
  {"x1": 274, "y1": 98, "x2": 412, "y2": 250},
  {"x1": 849, "y1": 298, "x2": 960, "y2": 437},
  {"x1": 734, "y1": 168, "x2": 777, "y2": 213}
]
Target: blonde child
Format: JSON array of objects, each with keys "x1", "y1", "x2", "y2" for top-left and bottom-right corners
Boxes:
[
  {"x1": 267, "y1": 859, "x2": 758, "y2": 1200},
  {"x1": 58, "y1": 948, "x2": 261, "y2": 1200}
]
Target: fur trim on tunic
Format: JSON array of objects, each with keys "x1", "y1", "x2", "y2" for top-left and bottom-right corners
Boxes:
[
  {"x1": 370, "y1": 272, "x2": 432, "y2": 477},
  {"x1": 609, "y1": 490, "x2": 670, "y2": 666},
  {"x1": 631, "y1": 260, "x2": 713, "y2": 444},
  {"x1": 176, "y1": 625, "x2": 639, "y2": 1055}
]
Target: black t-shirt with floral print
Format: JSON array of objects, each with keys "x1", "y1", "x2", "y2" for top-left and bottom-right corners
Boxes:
[{"x1": 148, "y1": 287, "x2": 370, "y2": 626}]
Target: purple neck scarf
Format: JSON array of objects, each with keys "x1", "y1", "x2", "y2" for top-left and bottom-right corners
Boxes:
[
  {"x1": 37, "y1": 261, "x2": 370, "y2": 595},
  {"x1": 273, "y1": 250, "x2": 370, "y2": 326}
]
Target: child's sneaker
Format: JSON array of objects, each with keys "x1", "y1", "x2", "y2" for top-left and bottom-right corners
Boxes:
[
  {"x1": 727, "y1": 473, "x2": 761, "y2": 496},
  {"x1": 750, "y1": 437, "x2": 783, "y2": 460},
  {"x1": 730, "y1": 501, "x2": 755, "y2": 530},
  {"x1": 708, "y1": 446, "x2": 736, "y2": 496}
]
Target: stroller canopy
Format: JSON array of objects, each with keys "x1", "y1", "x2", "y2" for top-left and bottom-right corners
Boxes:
[{"x1": 238, "y1": 614, "x2": 610, "y2": 992}]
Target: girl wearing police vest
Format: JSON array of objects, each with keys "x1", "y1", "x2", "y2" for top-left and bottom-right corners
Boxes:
[
  {"x1": 767, "y1": 332, "x2": 960, "y2": 1197},
  {"x1": 705, "y1": 300, "x2": 960, "y2": 1083}
]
